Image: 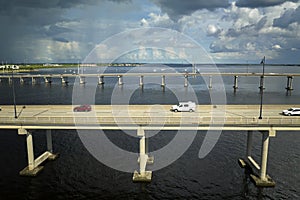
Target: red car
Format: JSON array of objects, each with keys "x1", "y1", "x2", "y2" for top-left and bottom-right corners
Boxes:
[{"x1": 73, "y1": 105, "x2": 92, "y2": 112}]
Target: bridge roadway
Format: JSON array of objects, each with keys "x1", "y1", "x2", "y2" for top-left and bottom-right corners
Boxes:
[
  {"x1": 0, "y1": 104, "x2": 300, "y2": 129},
  {"x1": 1, "y1": 104, "x2": 299, "y2": 186}
]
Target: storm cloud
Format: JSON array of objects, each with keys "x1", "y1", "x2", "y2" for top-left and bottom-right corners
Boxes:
[
  {"x1": 273, "y1": 6, "x2": 300, "y2": 28},
  {"x1": 150, "y1": 0, "x2": 230, "y2": 20},
  {"x1": 236, "y1": 0, "x2": 298, "y2": 8}
]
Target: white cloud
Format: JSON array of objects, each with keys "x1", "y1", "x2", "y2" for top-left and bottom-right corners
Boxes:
[
  {"x1": 272, "y1": 44, "x2": 282, "y2": 49},
  {"x1": 140, "y1": 12, "x2": 174, "y2": 28}
]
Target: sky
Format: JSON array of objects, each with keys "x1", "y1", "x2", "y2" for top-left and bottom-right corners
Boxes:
[{"x1": 1, "y1": 0, "x2": 300, "y2": 64}]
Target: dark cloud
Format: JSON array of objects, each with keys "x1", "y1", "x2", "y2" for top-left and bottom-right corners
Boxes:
[
  {"x1": 151, "y1": 0, "x2": 230, "y2": 20},
  {"x1": 255, "y1": 16, "x2": 267, "y2": 30},
  {"x1": 53, "y1": 37, "x2": 69, "y2": 43},
  {"x1": 236, "y1": 0, "x2": 299, "y2": 8},
  {"x1": 273, "y1": 6, "x2": 300, "y2": 28}
]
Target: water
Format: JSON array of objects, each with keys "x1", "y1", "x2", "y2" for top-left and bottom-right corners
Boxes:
[{"x1": 0, "y1": 65, "x2": 300, "y2": 199}]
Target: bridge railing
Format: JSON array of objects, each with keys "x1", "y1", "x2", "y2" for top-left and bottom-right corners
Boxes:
[{"x1": 1, "y1": 116, "x2": 300, "y2": 126}]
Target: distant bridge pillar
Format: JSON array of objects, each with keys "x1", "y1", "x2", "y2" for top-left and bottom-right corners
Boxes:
[
  {"x1": 98, "y1": 76, "x2": 104, "y2": 85},
  {"x1": 285, "y1": 76, "x2": 293, "y2": 91},
  {"x1": 32, "y1": 77, "x2": 36, "y2": 84},
  {"x1": 61, "y1": 76, "x2": 68, "y2": 84},
  {"x1": 44, "y1": 77, "x2": 52, "y2": 84},
  {"x1": 139, "y1": 76, "x2": 144, "y2": 86},
  {"x1": 20, "y1": 77, "x2": 24, "y2": 84},
  {"x1": 233, "y1": 75, "x2": 238, "y2": 89},
  {"x1": 79, "y1": 76, "x2": 86, "y2": 84},
  {"x1": 161, "y1": 75, "x2": 166, "y2": 87},
  {"x1": 208, "y1": 75, "x2": 212, "y2": 89},
  {"x1": 18, "y1": 129, "x2": 58, "y2": 176},
  {"x1": 133, "y1": 127, "x2": 153, "y2": 182},
  {"x1": 8, "y1": 77, "x2": 12, "y2": 84},
  {"x1": 118, "y1": 75, "x2": 123, "y2": 85},
  {"x1": 184, "y1": 74, "x2": 188, "y2": 87}
]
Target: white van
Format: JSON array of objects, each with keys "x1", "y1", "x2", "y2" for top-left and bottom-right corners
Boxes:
[{"x1": 171, "y1": 101, "x2": 196, "y2": 112}]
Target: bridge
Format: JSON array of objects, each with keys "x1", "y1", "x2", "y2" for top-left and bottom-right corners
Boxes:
[
  {"x1": 1, "y1": 104, "x2": 300, "y2": 187},
  {"x1": 0, "y1": 72, "x2": 299, "y2": 91}
]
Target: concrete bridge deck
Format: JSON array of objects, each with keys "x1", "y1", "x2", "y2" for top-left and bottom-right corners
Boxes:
[{"x1": 0, "y1": 104, "x2": 300, "y2": 128}]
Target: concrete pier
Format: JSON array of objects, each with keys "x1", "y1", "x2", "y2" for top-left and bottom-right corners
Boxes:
[
  {"x1": 20, "y1": 77, "x2": 24, "y2": 84},
  {"x1": 44, "y1": 77, "x2": 52, "y2": 84},
  {"x1": 31, "y1": 77, "x2": 36, "y2": 84},
  {"x1": 18, "y1": 129, "x2": 58, "y2": 176},
  {"x1": 233, "y1": 75, "x2": 238, "y2": 89},
  {"x1": 139, "y1": 76, "x2": 144, "y2": 86},
  {"x1": 161, "y1": 75, "x2": 165, "y2": 87},
  {"x1": 184, "y1": 74, "x2": 188, "y2": 87},
  {"x1": 239, "y1": 130, "x2": 275, "y2": 187},
  {"x1": 61, "y1": 76, "x2": 68, "y2": 84},
  {"x1": 286, "y1": 76, "x2": 293, "y2": 91},
  {"x1": 98, "y1": 76, "x2": 104, "y2": 85},
  {"x1": 118, "y1": 75, "x2": 123, "y2": 85},
  {"x1": 208, "y1": 75, "x2": 212, "y2": 89},
  {"x1": 79, "y1": 76, "x2": 86, "y2": 84},
  {"x1": 133, "y1": 127, "x2": 153, "y2": 182}
]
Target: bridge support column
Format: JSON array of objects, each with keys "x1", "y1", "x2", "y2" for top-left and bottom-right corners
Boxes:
[
  {"x1": 79, "y1": 76, "x2": 86, "y2": 84},
  {"x1": 208, "y1": 75, "x2": 212, "y2": 89},
  {"x1": 233, "y1": 75, "x2": 238, "y2": 89},
  {"x1": 133, "y1": 127, "x2": 153, "y2": 182},
  {"x1": 61, "y1": 76, "x2": 68, "y2": 84},
  {"x1": 239, "y1": 129, "x2": 275, "y2": 187},
  {"x1": 8, "y1": 77, "x2": 12, "y2": 84},
  {"x1": 32, "y1": 77, "x2": 36, "y2": 84},
  {"x1": 44, "y1": 77, "x2": 52, "y2": 84},
  {"x1": 184, "y1": 75, "x2": 188, "y2": 87},
  {"x1": 98, "y1": 76, "x2": 104, "y2": 85},
  {"x1": 19, "y1": 129, "x2": 58, "y2": 176},
  {"x1": 285, "y1": 76, "x2": 293, "y2": 91},
  {"x1": 139, "y1": 76, "x2": 144, "y2": 86},
  {"x1": 161, "y1": 75, "x2": 165, "y2": 87},
  {"x1": 20, "y1": 77, "x2": 24, "y2": 84},
  {"x1": 118, "y1": 75, "x2": 123, "y2": 85}
]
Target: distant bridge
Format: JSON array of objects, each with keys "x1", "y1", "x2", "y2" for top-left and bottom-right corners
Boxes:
[{"x1": 0, "y1": 72, "x2": 299, "y2": 90}]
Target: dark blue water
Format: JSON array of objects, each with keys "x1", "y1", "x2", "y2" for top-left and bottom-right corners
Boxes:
[{"x1": 0, "y1": 65, "x2": 300, "y2": 199}]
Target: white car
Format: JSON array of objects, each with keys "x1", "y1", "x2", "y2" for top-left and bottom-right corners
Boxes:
[
  {"x1": 282, "y1": 108, "x2": 300, "y2": 116},
  {"x1": 171, "y1": 101, "x2": 196, "y2": 112}
]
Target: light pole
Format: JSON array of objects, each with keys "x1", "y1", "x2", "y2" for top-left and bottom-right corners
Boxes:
[
  {"x1": 11, "y1": 67, "x2": 17, "y2": 118},
  {"x1": 259, "y1": 56, "x2": 265, "y2": 119}
]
